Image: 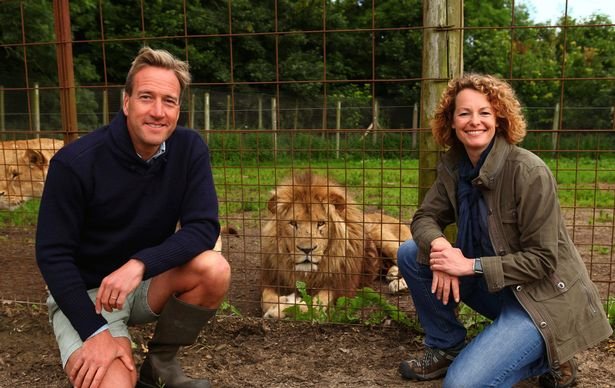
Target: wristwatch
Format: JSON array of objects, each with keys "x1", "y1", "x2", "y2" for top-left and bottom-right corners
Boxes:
[{"x1": 473, "y1": 257, "x2": 484, "y2": 274}]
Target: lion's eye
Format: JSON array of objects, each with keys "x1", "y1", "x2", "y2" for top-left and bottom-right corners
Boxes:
[
  {"x1": 289, "y1": 220, "x2": 298, "y2": 228},
  {"x1": 317, "y1": 220, "x2": 325, "y2": 227}
]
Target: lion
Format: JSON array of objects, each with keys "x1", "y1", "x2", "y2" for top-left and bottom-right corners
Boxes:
[
  {"x1": 260, "y1": 172, "x2": 412, "y2": 319},
  {"x1": 0, "y1": 138, "x2": 64, "y2": 210}
]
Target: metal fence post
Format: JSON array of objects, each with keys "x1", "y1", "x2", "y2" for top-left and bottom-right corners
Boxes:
[{"x1": 53, "y1": 0, "x2": 78, "y2": 143}]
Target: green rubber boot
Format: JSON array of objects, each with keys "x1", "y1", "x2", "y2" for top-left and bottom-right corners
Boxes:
[{"x1": 137, "y1": 295, "x2": 216, "y2": 388}]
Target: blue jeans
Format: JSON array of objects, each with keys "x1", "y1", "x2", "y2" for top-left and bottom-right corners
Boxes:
[{"x1": 397, "y1": 240, "x2": 550, "y2": 387}]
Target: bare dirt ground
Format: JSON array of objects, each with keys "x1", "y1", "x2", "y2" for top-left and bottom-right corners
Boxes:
[{"x1": 1, "y1": 208, "x2": 614, "y2": 387}]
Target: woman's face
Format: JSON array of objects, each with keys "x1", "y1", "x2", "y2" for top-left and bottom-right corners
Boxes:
[{"x1": 452, "y1": 88, "x2": 497, "y2": 165}]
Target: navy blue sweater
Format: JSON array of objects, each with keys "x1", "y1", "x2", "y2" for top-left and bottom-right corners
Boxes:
[{"x1": 35, "y1": 111, "x2": 220, "y2": 340}]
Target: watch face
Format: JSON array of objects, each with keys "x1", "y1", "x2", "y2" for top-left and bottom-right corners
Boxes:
[{"x1": 474, "y1": 258, "x2": 483, "y2": 274}]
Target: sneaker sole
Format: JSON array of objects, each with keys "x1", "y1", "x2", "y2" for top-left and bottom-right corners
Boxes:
[{"x1": 399, "y1": 361, "x2": 449, "y2": 381}]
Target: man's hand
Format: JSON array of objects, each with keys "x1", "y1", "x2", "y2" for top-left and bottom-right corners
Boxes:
[
  {"x1": 68, "y1": 330, "x2": 134, "y2": 388},
  {"x1": 96, "y1": 259, "x2": 145, "y2": 313}
]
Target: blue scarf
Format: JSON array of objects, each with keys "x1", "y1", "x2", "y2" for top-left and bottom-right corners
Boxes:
[{"x1": 455, "y1": 140, "x2": 496, "y2": 258}]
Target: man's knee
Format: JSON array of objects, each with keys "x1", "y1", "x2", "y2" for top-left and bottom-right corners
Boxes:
[{"x1": 191, "y1": 250, "x2": 231, "y2": 288}]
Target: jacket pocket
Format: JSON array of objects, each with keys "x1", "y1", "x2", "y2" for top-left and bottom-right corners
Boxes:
[
  {"x1": 525, "y1": 273, "x2": 585, "y2": 342},
  {"x1": 499, "y1": 207, "x2": 520, "y2": 249}
]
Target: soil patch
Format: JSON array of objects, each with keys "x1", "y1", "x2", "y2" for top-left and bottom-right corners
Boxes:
[{"x1": 0, "y1": 207, "x2": 614, "y2": 387}]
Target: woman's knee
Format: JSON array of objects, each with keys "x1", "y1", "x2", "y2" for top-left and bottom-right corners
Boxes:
[{"x1": 397, "y1": 239, "x2": 418, "y2": 273}]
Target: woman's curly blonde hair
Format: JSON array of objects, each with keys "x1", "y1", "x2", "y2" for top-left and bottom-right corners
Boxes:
[{"x1": 431, "y1": 73, "x2": 526, "y2": 147}]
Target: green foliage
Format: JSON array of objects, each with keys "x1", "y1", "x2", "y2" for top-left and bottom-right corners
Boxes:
[
  {"x1": 606, "y1": 298, "x2": 615, "y2": 328},
  {"x1": 592, "y1": 245, "x2": 611, "y2": 255},
  {"x1": 282, "y1": 281, "x2": 419, "y2": 329},
  {"x1": 592, "y1": 210, "x2": 614, "y2": 224},
  {"x1": 0, "y1": 200, "x2": 40, "y2": 228},
  {"x1": 458, "y1": 303, "x2": 492, "y2": 338},
  {"x1": 219, "y1": 299, "x2": 242, "y2": 317},
  {"x1": 282, "y1": 281, "x2": 328, "y2": 323},
  {"x1": 2, "y1": 1, "x2": 614, "y2": 134}
]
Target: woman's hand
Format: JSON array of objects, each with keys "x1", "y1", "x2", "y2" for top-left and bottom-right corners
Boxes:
[
  {"x1": 428, "y1": 240, "x2": 474, "y2": 305},
  {"x1": 431, "y1": 270, "x2": 460, "y2": 305},
  {"x1": 429, "y1": 246, "x2": 474, "y2": 277},
  {"x1": 430, "y1": 236, "x2": 453, "y2": 252}
]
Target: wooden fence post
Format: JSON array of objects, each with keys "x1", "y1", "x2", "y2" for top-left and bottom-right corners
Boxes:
[
  {"x1": 336, "y1": 100, "x2": 341, "y2": 159},
  {"x1": 420, "y1": 0, "x2": 463, "y2": 203},
  {"x1": 33, "y1": 83, "x2": 40, "y2": 138},
  {"x1": 258, "y1": 96, "x2": 263, "y2": 129},
  {"x1": 102, "y1": 89, "x2": 109, "y2": 125},
  {"x1": 294, "y1": 99, "x2": 299, "y2": 130},
  {"x1": 412, "y1": 102, "x2": 418, "y2": 151},
  {"x1": 189, "y1": 92, "x2": 195, "y2": 129},
  {"x1": 421, "y1": 0, "x2": 463, "y2": 241},
  {"x1": 372, "y1": 99, "x2": 379, "y2": 145},
  {"x1": 552, "y1": 102, "x2": 560, "y2": 154},
  {"x1": 0, "y1": 86, "x2": 5, "y2": 133},
  {"x1": 272, "y1": 97, "x2": 277, "y2": 157},
  {"x1": 204, "y1": 92, "x2": 210, "y2": 142},
  {"x1": 226, "y1": 95, "x2": 231, "y2": 130}
]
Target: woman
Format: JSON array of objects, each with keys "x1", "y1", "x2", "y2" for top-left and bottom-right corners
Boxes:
[{"x1": 397, "y1": 73, "x2": 611, "y2": 387}]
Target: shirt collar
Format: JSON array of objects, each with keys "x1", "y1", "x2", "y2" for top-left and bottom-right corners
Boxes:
[{"x1": 138, "y1": 141, "x2": 166, "y2": 164}]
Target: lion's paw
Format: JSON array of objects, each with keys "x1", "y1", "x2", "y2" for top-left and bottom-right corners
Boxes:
[
  {"x1": 388, "y1": 277, "x2": 408, "y2": 294},
  {"x1": 263, "y1": 293, "x2": 306, "y2": 319},
  {"x1": 263, "y1": 304, "x2": 287, "y2": 319},
  {"x1": 386, "y1": 266, "x2": 408, "y2": 293},
  {"x1": 385, "y1": 265, "x2": 400, "y2": 282}
]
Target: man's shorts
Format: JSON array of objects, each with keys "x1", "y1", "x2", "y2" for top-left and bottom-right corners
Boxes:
[{"x1": 46, "y1": 279, "x2": 158, "y2": 368}]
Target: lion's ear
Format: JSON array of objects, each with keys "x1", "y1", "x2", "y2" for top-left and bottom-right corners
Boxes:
[
  {"x1": 267, "y1": 194, "x2": 278, "y2": 214},
  {"x1": 329, "y1": 191, "x2": 347, "y2": 213},
  {"x1": 23, "y1": 149, "x2": 48, "y2": 171}
]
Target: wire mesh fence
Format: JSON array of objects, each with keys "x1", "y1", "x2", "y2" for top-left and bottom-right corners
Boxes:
[{"x1": 0, "y1": 1, "x2": 613, "y2": 326}]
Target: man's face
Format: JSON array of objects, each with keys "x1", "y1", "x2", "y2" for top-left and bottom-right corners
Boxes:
[{"x1": 123, "y1": 66, "x2": 181, "y2": 160}]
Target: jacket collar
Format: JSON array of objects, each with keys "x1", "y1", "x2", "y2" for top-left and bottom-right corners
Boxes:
[
  {"x1": 441, "y1": 135, "x2": 513, "y2": 191},
  {"x1": 475, "y1": 135, "x2": 513, "y2": 190}
]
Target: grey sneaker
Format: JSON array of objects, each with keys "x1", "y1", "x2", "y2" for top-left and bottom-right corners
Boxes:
[
  {"x1": 538, "y1": 359, "x2": 577, "y2": 388},
  {"x1": 399, "y1": 344, "x2": 463, "y2": 381}
]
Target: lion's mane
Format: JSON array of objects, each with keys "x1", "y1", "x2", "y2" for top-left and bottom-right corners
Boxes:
[{"x1": 261, "y1": 172, "x2": 380, "y2": 298}]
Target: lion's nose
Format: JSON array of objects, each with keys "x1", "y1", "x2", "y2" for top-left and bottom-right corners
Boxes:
[{"x1": 298, "y1": 246, "x2": 317, "y2": 255}]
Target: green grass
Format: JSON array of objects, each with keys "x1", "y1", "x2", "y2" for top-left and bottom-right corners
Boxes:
[
  {"x1": 213, "y1": 158, "x2": 419, "y2": 220},
  {"x1": 606, "y1": 297, "x2": 615, "y2": 328},
  {"x1": 1, "y1": 156, "x2": 614, "y2": 227},
  {"x1": 214, "y1": 156, "x2": 615, "y2": 218},
  {"x1": 0, "y1": 199, "x2": 40, "y2": 227}
]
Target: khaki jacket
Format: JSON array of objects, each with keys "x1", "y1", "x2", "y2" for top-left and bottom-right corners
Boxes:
[{"x1": 411, "y1": 135, "x2": 612, "y2": 369}]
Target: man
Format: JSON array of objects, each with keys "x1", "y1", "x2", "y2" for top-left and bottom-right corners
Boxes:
[{"x1": 36, "y1": 46, "x2": 230, "y2": 388}]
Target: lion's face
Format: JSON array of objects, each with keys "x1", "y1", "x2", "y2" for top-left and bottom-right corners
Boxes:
[
  {"x1": 278, "y1": 202, "x2": 334, "y2": 273},
  {"x1": 261, "y1": 172, "x2": 372, "y2": 295},
  {"x1": 261, "y1": 172, "x2": 409, "y2": 314}
]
